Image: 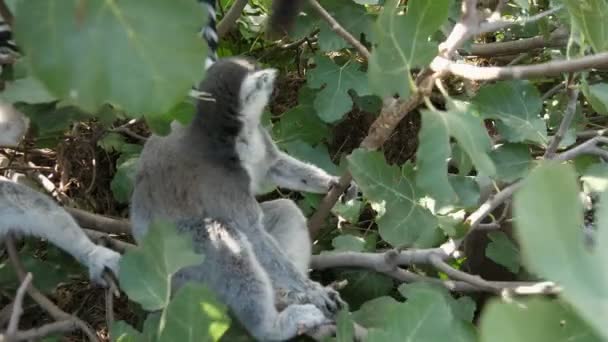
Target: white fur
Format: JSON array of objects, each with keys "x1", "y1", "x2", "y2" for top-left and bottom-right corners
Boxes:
[
  {"x1": 0, "y1": 102, "x2": 29, "y2": 146},
  {"x1": 236, "y1": 68, "x2": 278, "y2": 193}
]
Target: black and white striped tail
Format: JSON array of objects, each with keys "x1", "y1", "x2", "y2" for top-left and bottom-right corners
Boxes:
[{"x1": 198, "y1": 0, "x2": 219, "y2": 70}]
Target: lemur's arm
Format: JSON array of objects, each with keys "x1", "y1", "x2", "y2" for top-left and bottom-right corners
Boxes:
[
  {"x1": 0, "y1": 179, "x2": 120, "y2": 285},
  {"x1": 268, "y1": 152, "x2": 338, "y2": 194}
]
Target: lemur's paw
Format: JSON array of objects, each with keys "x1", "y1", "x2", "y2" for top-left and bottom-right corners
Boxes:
[
  {"x1": 284, "y1": 304, "x2": 330, "y2": 336},
  {"x1": 302, "y1": 281, "x2": 347, "y2": 318},
  {"x1": 86, "y1": 246, "x2": 121, "y2": 286}
]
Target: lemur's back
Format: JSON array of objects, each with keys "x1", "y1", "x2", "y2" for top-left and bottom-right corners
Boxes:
[{"x1": 130, "y1": 122, "x2": 258, "y2": 242}]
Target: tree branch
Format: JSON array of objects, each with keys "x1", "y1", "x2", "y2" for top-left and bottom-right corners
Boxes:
[
  {"x1": 431, "y1": 52, "x2": 608, "y2": 81},
  {"x1": 467, "y1": 28, "x2": 569, "y2": 57},
  {"x1": 6, "y1": 273, "x2": 32, "y2": 337},
  {"x1": 66, "y1": 207, "x2": 131, "y2": 235},
  {"x1": 4, "y1": 320, "x2": 80, "y2": 341},
  {"x1": 216, "y1": 0, "x2": 248, "y2": 37}
]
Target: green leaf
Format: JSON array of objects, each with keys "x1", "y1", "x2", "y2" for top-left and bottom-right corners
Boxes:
[
  {"x1": 513, "y1": 0, "x2": 530, "y2": 10},
  {"x1": 485, "y1": 231, "x2": 521, "y2": 274},
  {"x1": 581, "y1": 163, "x2": 608, "y2": 193},
  {"x1": 514, "y1": 162, "x2": 608, "y2": 339},
  {"x1": 473, "y1": 80, "x2": 547, "y2": 145},
  {"x1": 563, "y1": 0, "x2": 608, "y2": 52},
  {"x1": 317, "y1": 2, "x2": 374, "y2": 52},
  {"x1": 352, "y1": 296, "x2": 402, "y2": 328},
  {"x1": 338, "y1": 270, "x2": 394, "y2": 309},
  {"x1": 449, "y1": 175, "x2": 480, "y2": 209},
  {"x1": 332, "y1": 235, "x2": 366, "y2": 252},
  {"x1": 307, "y1": 57, "x2": 370, "y2": 122},
  {"x1": 111, "y1": 321, "x2": 143, "y2": 342},
  {"x1": 111, "y1": 156, "x2": 140, "y2": 204},
  {"x1": 582, "y1": 82, "x2": 608, "y2": 115},
  {"x1": 480, "y1": 298, "x2": 602, "y2": 342},
  {"x1": 366, "y1": 286, "x2": 469, "y2": 342},
  {"x1": 280, "y1": 140, "x2": 338, "y2": 175},
  {"x1": 348, "y1": 149, "x2": 438, "y2": 247},
  {"x1": 336, "y1": 310, "x2": 355, "y2": 342},
  {"x1": 489, "y1": 143, "x2": 533, "y2": 182},
  {"x1": 368, "y1": 0, "x2": 450, "y2": 98},
  {"x1": 158, "y1": 283, "x2": 230, "y2": 342},
  {"x1": 332, "y1": 197, "x2": 364, "y2": 223},
  {"x1": 15, "y1": 0, "x2": 207, "y2": 114},
  {"x1": 397, "y1": 283, "x2": 476, "y2": 323},
  {"x1": 118, "y1": 220, "x2": 203, "y2": 311},
  {"x1": 416, "y1": 109, "x2": 495, "y2": 206},
  {"x1": 0, "y1": 77, "x2": 56, "y2": 104},
  {"x1": 272, "y1": 105, "x2": 329, "y2": 145}
]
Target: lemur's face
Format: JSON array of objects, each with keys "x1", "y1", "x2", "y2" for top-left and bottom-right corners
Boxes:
[{"x1": 235, "y1": 59, "x2": 277, "y2": 121}]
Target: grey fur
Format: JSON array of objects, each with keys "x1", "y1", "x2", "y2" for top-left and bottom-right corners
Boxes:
[
  {"x1": 130, "y1": 57, "x2": 347, "y2": 341},
  {"x1": 0, "y1": 178, "x2": 120, "y2": 285}
]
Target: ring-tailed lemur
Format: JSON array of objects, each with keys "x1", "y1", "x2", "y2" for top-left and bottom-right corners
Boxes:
[{"x1": 131, "y1": 1, "x2": 355, "y2": 340}]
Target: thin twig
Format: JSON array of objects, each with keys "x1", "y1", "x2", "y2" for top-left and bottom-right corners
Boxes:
[
  {"x1": 305, "y1": 0, "x2": 371, "y2": 59},
  {"x1": 6, "y1": 273, "x2": 32, "y2": 336},
  {"x1": 477, "y1": 5, "x2": 563, "y2": 34},
  {"x1": 429, "y1": 254, "x2": 501, "y2": 293},
  {"x1": 4, "y1": 235, "x2": 100, "y2": 341},
  {"x1": 544, "y1": 79, "x2": 579, "y2": 158},
  {"x1": 0, "y1": 166, "x2": 54, "y2": 172}
]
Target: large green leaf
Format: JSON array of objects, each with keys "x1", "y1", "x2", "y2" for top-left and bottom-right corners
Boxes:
[
  {"x1": 119, "y1": 220, "x2": 203, "y2": 311},
  {"x1": 514, "y1": 163, "x2": 608, "y2": 339},
  {"x1": 365, "y1": 286, "x2": 473, "y2": 342},
  {"x1": 272, "y1": 105, "x2": 329, "y2": 145},
  {"x1": 158, "y1": 283, "x2": 230, "y2": 342},
  {"x1": 473, "y1": 81, "x2": 547, "y2": 145},
  {"x1": 563, "y1": 0, "x2": 608, "y2": 52},
  {"x1": 348, "y1": 149, "x2": 437, "y2": 247},
  {"x1": 111, "y1": 321, "x2": 143, "y2": 342},
  {"x1": 307, "y1": 57, "x2": 370, "y2": 122},
  {"x1": 480, "y1": 298, "x2": 602, "y2": 342},
  {"x1": 416, "y1": 109, "x2": 495, "y2": 206},
  {"x1": 15, "y1": 0, "x2": 207, "y2": 115},
  {"x1": 581, "y1": 163, "x2": 608, "y2": 193},
  {"x1": 111, "y1": 156, "x2": 140, "y2": 204},
  {"x1": 368, "y1": 0, "x2": 450, "y2": 98},
  {"x1": 0, "y1": 78, "x2": 56, "y2": 104}
]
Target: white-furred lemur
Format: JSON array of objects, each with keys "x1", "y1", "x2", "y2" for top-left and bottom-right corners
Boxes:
[{"x1": 131, "y1": 0, "x2": 357, "y2": 340}]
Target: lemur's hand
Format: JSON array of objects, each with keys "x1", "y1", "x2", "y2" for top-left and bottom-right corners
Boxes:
[
  {"x1": 277, "y1": 280, "x2": 347, "y2": 318},
  {"x1": 85, "y1": 246, "x2": 121, "y2": 287}
]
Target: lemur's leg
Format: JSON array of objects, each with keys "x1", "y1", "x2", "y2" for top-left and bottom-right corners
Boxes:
[
  {"x1": 0, "y1": 179, "x2": 120, "y2": 284},
  {"x1": 173, "y1": 218, "x2": 328, "y2": 341},
  {"x1": 260, "y1": 199, "x2": 311, "y2": 274}
]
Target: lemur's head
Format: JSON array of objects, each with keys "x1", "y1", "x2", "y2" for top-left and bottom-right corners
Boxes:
[{"x1": 196, "y1": 57, "x2": 277, "y2": 124}]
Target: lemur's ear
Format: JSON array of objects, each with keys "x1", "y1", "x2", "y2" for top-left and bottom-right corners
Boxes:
[{"x1": 266, "y1": 0, "x2": 303, "y2": 41}]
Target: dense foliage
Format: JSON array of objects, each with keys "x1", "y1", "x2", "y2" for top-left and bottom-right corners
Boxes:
[{"x1": 1, "y1": 0, "x2": 608, "y2": 341}]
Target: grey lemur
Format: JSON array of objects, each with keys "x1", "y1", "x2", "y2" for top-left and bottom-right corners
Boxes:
[
  {"x1": 130, "y1": 0, "x2": 354, "y2": 340},
  {"x1": 0, "y1": 103, "x2": 120, "y2": 285}
]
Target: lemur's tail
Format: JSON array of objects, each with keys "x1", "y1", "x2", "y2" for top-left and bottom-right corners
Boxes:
[{"x1": 197, "y1": 0, "x2": 219, "y2": 69}]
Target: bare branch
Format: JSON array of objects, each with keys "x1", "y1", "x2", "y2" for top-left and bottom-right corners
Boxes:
[
  {"x1": 429, "y1": 254, "x2": 501, "y2": 293},
  {"x1": 216, "y1": 0, "x2": 248, "y2": 37},
  {"x1": 544, "y1": 80, "x2": 579, "y2": 158},
  {"x1": 431, "y1": 52, "x2": 608, "y2": 81},
  {"x1": 83, "y1": 229, "x2": 134, "y2": 254},
  {"x1": 5, "y1": 320, "x2": 80, "y2": 341},
  {"x1": 468, "y1": 28, "x2": 569, "y2": 57},
  {"x1": 305, "y1": 0, "x2": 371, "y2": 59},
  {"x1": 66, "y1": 207, "x2": 131, "y2": 235},
  {"x1": 477, "y1": 5, "x2": 563, "y2": 34},
  {"x1": 554, "y1": 136, "x2": 608, "y2": 161},
  {"x1": 6, "y1": 273, "x2": 32, "y2": 336}
]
